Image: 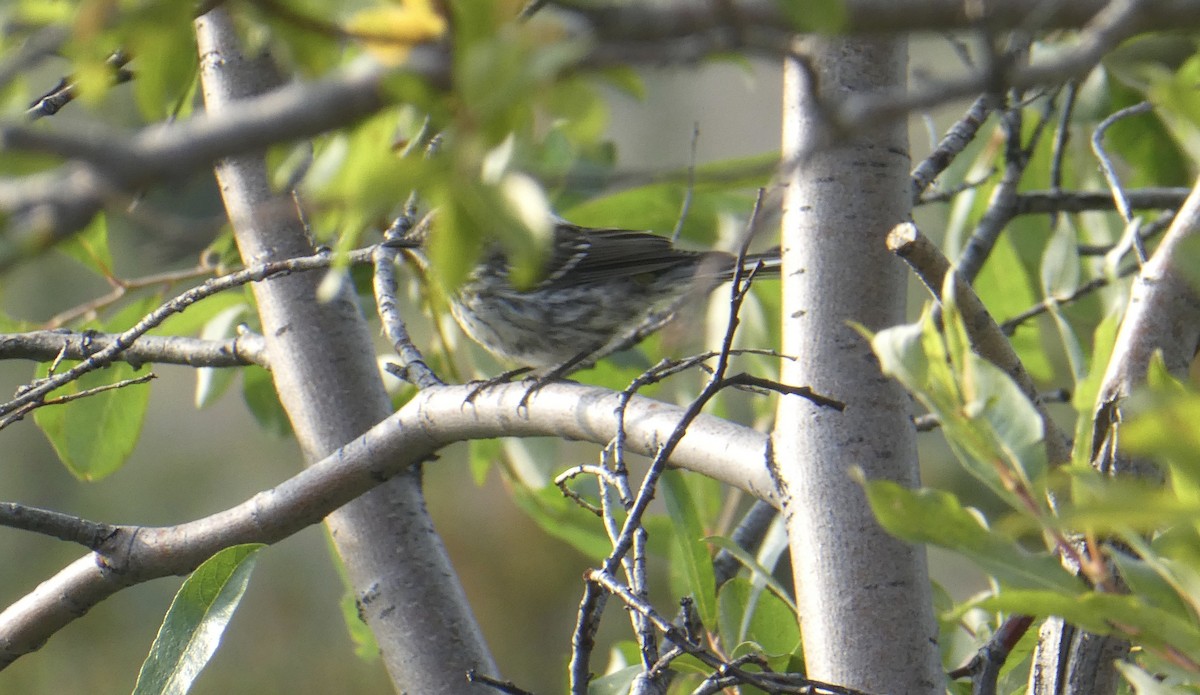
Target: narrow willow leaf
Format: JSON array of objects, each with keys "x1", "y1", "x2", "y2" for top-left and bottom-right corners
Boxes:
[
  {"x1": 862, "y1": 479, "x2": 1082, "y2": 594},
  {"x1": 662, "y1": 471, "x2": 717, "y2": 626},
  {"x1": 132, "y1": 544, "x2": 264, "y2": 695}
]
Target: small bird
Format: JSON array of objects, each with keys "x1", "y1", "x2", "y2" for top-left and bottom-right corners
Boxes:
[{"x1": 441, "y1": 219, "x2": 782, "y2": 369}]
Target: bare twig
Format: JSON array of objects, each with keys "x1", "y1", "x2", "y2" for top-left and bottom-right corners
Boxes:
[
  {"x1": 955, "y1": 55, "x2": 1045, "y2": 285},
  {"x1": 1091, "y1": 101, "x2": 1154, "y2": 225},
  {"x1": 554, "y1": 464, "x2": 625, "y2": 517},
  {"x1": 0, "y1": 502, "x2": 118, "y2": 549},
  {"x1": 27, "y1": 51, "x2": 133, "y2": 120},
  {"x1": 917, "y1": 170, "x2": 997, "y2": 205},
  {"x1": 1092, "y1": 101, "x2": 1156, "y2": 267},
  {"x1": 375, "y1": 218, "x2": 443, "y2": 389},
  {"x1": 586, "y1": 567, "x2": 875, "y2": 695},
  {"x1": 911, "y1": 93, "x2": 999, "y2": 202},
  {"x1": 46, "y1": 261, "x2": 221, "y2": 328},
  {"x1": 1047, "y1": 80, "x2": 1078, "y2": 228},
  {"x1": 1012, "y1": 188, "x2": 1188, "y2": 216},
  {"x1": 0, "y1": 248, "x2": 372, "y2": 422},
  {"x1": 465, "y1": 669, "x2": 536, "y2": 695},
  {"x1": 949, "y1": 614, "x2": 1036, "y2": 691},
  {"x1": 719, "y1": 372, "x2": 844, "y2": 410},
  {"x1": 0, "y1": 372, "x2": 156, "y2": 427},
  {"x1": 999, "y1": 265, "x2": 1137, "y2": 335}
]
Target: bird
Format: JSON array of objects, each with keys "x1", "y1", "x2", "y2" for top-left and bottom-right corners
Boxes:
[{"x1": 435, "y1": 218, "x2": 782, "y2": 370}]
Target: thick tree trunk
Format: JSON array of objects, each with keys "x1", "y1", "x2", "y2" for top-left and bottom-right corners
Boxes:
[
  {"x1": 195, "y1": 10, "x2": 496, "y2": 692},
  {"x1": 773, "y1": 36, "x2": 942, "y2": 694}
]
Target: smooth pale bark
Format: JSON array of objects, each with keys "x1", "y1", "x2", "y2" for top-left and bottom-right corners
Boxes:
[
  {"x1": 774, "y1": 37, "x2": 942, "y2": 694},
  {"x1": 194, "y1": 10, "x2": 496, "y2": 692}
]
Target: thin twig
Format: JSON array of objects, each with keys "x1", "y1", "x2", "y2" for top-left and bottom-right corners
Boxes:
[
  {"x1": 27, "y1": 51, "x2": 133, "y2": 120},
  {"x1": 375, "y1": 217, "x2": 443, "y2": 389},
  {"x1": 46, "y1": 261, "x2": 222, "y2": 328},
  {"x1": 1092, "y1": 101, "x2": 1156, "y2": 267},
  {"x1": 999, "y1": 264, "x2": 1138, "y2": 335},
  {"x1": 465, "y1": 669, "x2": 536, "y2": 695},
  {"x1": 1047, "y1": 80, "x2": 1078, "y2": 229},
  {"x1": 916, "y1": 170, "x2": 997, "y2": 204},
  {"x1": 554, "y1": 464, "x2": 625, "y2": 517},
  {"x1": 910, "y1": 93, "x2": 999, "y2": 202},
  {"x1": 1091, "y1": 101, "x2": 1154, "y2": 225},
  {"x1": 0, "y1": 247, "x2": 373, "y2": 423},
  {"x1": 948, "y1": 614, "x2": 1036, "y2": 693},
  {"x1": 0, "y1": 502, "x2": 118, "y2": 549},
  {"x1": 1012, "y1": 188, "x2": 1189, "y2": 216},
  {"x1": 0, "y1": 373, "x2": 157, "y2": 429},
  {"x1": 587, "y1": 567, "x2": 876, "y2": 695},
  {"x1": 670, "y1": 122, "x2": 700, "y2": 244}
]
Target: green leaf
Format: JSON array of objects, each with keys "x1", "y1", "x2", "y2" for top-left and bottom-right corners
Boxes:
[
  {"x1": 194, "y1": 304, "x2": 252, "y2": 409},
  {"x1": 587, "y1": 665, "x2": 641, "y2": 695},
  {"x1": 468, "y1": 438, "x2": 502, "y2": 486},
  {"x1": 1040, "y1": 215, "x2": 1081, "y2": 302},
  {"x1": 773, "y1": 0, "x2": 848, "y2": 32},
  {"x1": 58, "y1": 212, "x2": 113, "y2": 278},
  {"x1": 872, "y1": 306, "x2": 1048, "y2": 502},
  {"x1": 662, "y1": 471, "x2": 717, "y2": 626},
  {"x1": 543, "y1": 77, "x2": 610, "y2": 143},
  {"x1": 1115, "y1": 661, "x2": 1186, "y2": 695},
  {"x1": 241, "y1": 366, "x2": 291, "y2": 436},
  {"x1": 977, "y1": 232, "x2": 1051, "y2": 382},
  {"x1": 321, "y1": 531, "x2": 379, "y2": 662},
  {"x1": 1056, "y1": 472, "x2": 1200, "y2": 533},
  {"x1": 509, "y1": 483, "x2": 612, "y2": 560},
  {"x1": 338, "y1": 591, "x2": 379, "y2": 662},
  {"x1": 594, "y1": 65, "x2": 645, "y2": 100},
  {"x1": 974, "y1": 589, "x2": 1200, "y2": 657},
  {"x1": 311, "y1": 110, "x2": 428, "y2": 245},
  {"x1": 562, "y1": 157, "x2": 772, "y2": 245},
  {"x1": 132, "y1": 544, "x2": 264, "y2": 695},
  {"x1": 705, "y1": 535, "x2": 796, "y2": 614},
  {"x1": 1074, "y1": 310, "x2": 1121, "y2": 412},
  {"x1": 32, "y1": 282, "x2": 155, "y2": 480},
  {"x1": 1123, "y1": 55, "x2": 1196, "y2": 184},
  {"x1": 1040, "y1": 216, "x2": 1088, "y2": 386},
  {"x1": 125, "y1": 2, "x2": 198, "y2": 120},
  {"x1": 1109, "y1": 547, "x2": 1194, "y2": 620},
  {"x1": 1169, "y1": 233, "x2": 1200, "y2": 297},
  {"x1": 862, "y1": 478, "x2": 1083, "y2": 594},
  {"x1": 1123, "y1": 389, "x2": 1200, "y2": 502},
  {"x1": 718, "y1": 577, "x2": 801, "y2": 662}
]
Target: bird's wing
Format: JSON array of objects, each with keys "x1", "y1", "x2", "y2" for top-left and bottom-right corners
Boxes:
[{"x1": 542, "y1": 224, "x2": 704, "y2": 287}]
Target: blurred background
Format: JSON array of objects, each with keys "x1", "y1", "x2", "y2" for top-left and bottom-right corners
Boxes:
[{"x1": 0, "y1": 46, "x2": 996, "y2": 694}]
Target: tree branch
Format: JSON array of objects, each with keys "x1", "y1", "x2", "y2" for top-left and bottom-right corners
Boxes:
[
  {"x1": 887, "y1": 222, "x2": 1071, "y2": 467},
  {"x1": 0, "y1": 380, "x2": 777, "y2": 669},
  {"x1": 0, "y1": 331, "x2": 267, "y2": 369},
  {"x1": 0, "y1": 249, "x2": 366, "y2": 424}
]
